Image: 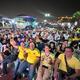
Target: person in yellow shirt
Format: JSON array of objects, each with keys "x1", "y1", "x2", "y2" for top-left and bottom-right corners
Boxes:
[
  {"x1": 10, "y1": 38, "x2": 27, "y2": 61},
  {"x1": 36, "y1": 44, "x2": 55, "y2": 80},
  {"x1": 54, "y1": 47, "x2": 80, "y2": 80},
  {"x1": 13, "y1": 42, "x2": 40, "y2": 80},
  {"x1": 72, "y1": 36, "x2": 79, "y2": 41},
  {"x1": 18, "y1": 45, "x2": 27, "y2": 60},
  {"x1": 10, "y1": 40, "x2": 28, "y2": 80},
  {"x1": 26, "y1": 43, "x2": 40, "y2": 64},
  {"x1": 26, "y1": 42, "x2": 40, "y2": 80}
]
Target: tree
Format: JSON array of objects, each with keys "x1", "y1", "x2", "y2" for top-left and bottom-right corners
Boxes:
[
  {"x1": 72, "y1": 11, "x2": 80, "y2": 20},
  {"x1": 72, "y1": 11, "x2": 80, "y2": 26}
]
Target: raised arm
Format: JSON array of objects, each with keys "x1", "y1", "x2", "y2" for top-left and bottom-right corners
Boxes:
[{"x1": 10, "y1": 38, "x2": 18, "y2": 49}]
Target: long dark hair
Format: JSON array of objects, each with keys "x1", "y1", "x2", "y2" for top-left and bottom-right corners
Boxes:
[{"x1": 49, "y1": 42, "x2": 55, "y2": 49}]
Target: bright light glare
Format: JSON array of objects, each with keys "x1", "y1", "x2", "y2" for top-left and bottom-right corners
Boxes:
[
  {"x1": 43, "y1": 19, "x2": 47, "y2": 22},
  {"x1": 44, "y1": 13, "x2": 51, "y2": 17}
]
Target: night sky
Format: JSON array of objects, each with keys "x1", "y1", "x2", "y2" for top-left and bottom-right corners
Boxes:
[{"x1": 0, "y1": 0, "x2": 80, "y2": 19}]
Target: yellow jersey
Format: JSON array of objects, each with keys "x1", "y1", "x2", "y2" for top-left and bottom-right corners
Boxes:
[
  {"x1": 26, "y1": 48, "x2": 40, "y2": 64},
  {"x1": 41, "y1": 52, "x2": 55, "y2": 67},
  {"x1": 58, "y1": 54, "x2": 80, "y2": 72},
  {"x1": 18, "y1": 46, "x2": 27, "y2": 60}
]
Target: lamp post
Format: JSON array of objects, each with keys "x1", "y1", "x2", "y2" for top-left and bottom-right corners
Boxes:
[
  {"x1": 44, "y1": 13, "x2": 51, "y2": 17},
  {"x1": 43, "y1": 13, "x2": 51, "y2": 23}
]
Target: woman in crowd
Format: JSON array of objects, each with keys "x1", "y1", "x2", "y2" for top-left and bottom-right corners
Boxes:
[{"x1": 36, "y1": 44, "x2": 55, "y2": 80}]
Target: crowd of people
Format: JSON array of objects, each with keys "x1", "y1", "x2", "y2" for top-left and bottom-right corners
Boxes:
[{"x1": 0, "y1": 26, "x2": 80, "y2": 80}]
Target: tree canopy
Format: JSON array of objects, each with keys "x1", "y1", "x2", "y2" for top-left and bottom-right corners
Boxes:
[{"x1": 72, "y1": 11, "x2": 80, "y2": 21}]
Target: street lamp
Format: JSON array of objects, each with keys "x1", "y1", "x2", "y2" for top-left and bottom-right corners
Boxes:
[
  {"x1": 43, "y1": 13, "x2": 52, "y2": 23},
  {"x1": 43, "y1": 19, "x2": 47, "y2": 23},
  {"x1": 44, "y1": 13, "x2": 51, "y2": 17}
]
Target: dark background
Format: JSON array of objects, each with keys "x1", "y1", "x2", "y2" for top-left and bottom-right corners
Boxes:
[{"x1": 0, "y1": 0, "x2": 80, "y2": 19}]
